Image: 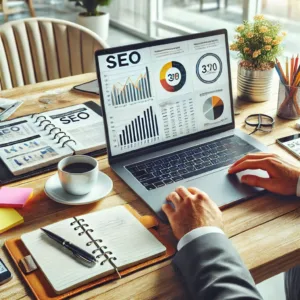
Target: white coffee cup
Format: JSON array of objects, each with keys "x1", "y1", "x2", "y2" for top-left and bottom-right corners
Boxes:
[{"x1": 58, "y1": 155, "x2": 98, "y2": 196}]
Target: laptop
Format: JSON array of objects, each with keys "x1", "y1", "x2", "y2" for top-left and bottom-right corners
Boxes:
[{"x1": 95, "y1": 29, "x2": 268, "y2": 221}]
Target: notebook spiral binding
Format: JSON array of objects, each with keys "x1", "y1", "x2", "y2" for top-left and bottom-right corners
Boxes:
[
  {"x1": 31, "y1": 115, "x2": 77, "y2": 148},
  {"x1": 70, "y1": 217, "x2": 121, "y2": 279}
]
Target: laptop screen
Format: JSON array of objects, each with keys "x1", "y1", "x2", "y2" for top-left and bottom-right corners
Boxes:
[{"x1": 97, "y1": 30, "x2": 233, "y2": 157}]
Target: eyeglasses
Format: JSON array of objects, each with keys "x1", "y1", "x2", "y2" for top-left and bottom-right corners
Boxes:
[{"x1": 245, "y1": 114, "x2": 275, "y2": 135}]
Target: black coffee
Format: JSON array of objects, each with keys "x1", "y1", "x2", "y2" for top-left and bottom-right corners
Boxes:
[{"x1": 63, "y1": 163, "x2": 94, "y2": 173}]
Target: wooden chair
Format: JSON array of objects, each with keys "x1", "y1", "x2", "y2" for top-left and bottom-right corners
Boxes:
[
  {"x1": 0, "y1": 0, "x2": 36, "y2": 22},
  {"x1": 0, "y1": 17, "x2": 108, "y2": 90}
]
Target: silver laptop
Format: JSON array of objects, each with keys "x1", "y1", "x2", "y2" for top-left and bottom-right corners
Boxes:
[{"x1": 95, "y1": 29, "x2": 268, "y2": 221}]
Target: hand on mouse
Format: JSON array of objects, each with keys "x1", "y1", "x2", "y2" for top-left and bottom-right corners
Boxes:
[
  {"x1": 228, "y1": 153, "x2": 300, "y2": 196},
  {"x1": 162, "y1": 186, "x2": 223, "y2": 240}
]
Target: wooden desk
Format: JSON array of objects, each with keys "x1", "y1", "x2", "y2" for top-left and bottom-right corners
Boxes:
[{"x1": 1, "y1": 72, "x2": 300, "y2": 299}]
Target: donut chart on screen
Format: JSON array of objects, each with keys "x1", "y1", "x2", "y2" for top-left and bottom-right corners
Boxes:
[
  {"x1": 203, "y1": 96, "x2": 224, "y2": 120},
  {"x1": 196, "y1": 53, "x2": 222, "y2": 84},
  {"x1": 160, "y1": 61, "x2": 186, "y2": 92}
]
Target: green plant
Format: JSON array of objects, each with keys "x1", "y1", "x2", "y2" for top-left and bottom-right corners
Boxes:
[
  {"x1": 230, "y1": 15, "x2": 286, "y2": 70},
  {"x1": 69, "y1": 0, "x2": 112, "y2": 16}
]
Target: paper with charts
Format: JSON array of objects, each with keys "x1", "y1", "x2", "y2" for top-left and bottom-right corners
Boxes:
[{"x1": 97, "y1": 34, "x2": 232, "y2": 156}]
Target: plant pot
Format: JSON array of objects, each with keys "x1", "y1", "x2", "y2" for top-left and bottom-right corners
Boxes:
[
  {"x1": 237, "y1": 64, "x2": 274, "y2": 102},
  {"x1": 77, "y1": 12, "x2": 109, "y2": 40}
]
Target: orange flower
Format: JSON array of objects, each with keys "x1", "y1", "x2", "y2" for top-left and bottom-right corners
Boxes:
[{"x1": 230, "y1": 43, "x2": 238, "y2": 51}]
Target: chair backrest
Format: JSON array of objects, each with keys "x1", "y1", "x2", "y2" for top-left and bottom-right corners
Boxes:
[{"x1": 0, "y1": 17, "x2": 108, "y2": 90}]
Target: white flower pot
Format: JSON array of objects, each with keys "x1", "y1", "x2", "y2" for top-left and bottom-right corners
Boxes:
[{"x1": 77, "y1": 12, "x2": 110, "y2": 40}]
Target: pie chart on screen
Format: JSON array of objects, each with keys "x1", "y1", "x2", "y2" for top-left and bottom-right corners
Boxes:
[
  {"x1": 160, "y1": 61, "x2": 186, "y2": 92},
  {"x1": 203, "y1": 96, "x2": 224, "y2": 120}
]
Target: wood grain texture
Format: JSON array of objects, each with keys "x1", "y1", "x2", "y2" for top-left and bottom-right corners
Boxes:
[{"x1": 1, "y1": 72, "x2": 300, "y2": 300}]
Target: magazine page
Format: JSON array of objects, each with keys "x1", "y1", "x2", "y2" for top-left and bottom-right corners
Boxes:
[
  {"x1": 44, "y1": 104, "x2": 106, "y2": 154},
  {"x1": 0, "y1": 117, "x2": 73, "y2": 176}
]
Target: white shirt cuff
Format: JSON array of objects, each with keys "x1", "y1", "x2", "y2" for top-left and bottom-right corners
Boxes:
[
  {"x1": 297, "y1": 177, "x2": 300, "y2": 197},
  {"x1": 177, "y1": 226, "x2": 225, "y2": 251}
]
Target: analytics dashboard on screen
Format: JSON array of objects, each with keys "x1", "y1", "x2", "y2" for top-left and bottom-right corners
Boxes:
[{"x1": 98, "y1": 33, "x2": 233, "y2": 156}]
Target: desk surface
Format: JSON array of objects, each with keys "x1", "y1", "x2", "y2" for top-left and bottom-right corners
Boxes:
[{"x1": 1, "y1": 72, "x2": 300, "y2": 300}]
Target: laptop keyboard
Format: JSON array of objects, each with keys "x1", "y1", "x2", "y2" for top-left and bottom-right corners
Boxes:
[{"x1": 125, "y1": 135, "x2": 258, "y2": 190}]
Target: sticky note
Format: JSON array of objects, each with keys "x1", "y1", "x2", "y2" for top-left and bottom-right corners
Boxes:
[
  {"x1": 0, "y1": 208, "x2": 24, "y2": 234},
  {"x1": 0, "y1": 187, "x2": 33, "y2": 208}
]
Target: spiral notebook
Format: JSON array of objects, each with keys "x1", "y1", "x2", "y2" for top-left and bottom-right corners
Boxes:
[
  {"x1": 0, "y1": 102, "x2": 105, "y2": 176},
  {"x1": 21, "y1": 206, "x2": 167, "y2": 295}
]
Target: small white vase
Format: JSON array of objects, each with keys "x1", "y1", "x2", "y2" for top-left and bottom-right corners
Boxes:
[{"x1": 77, "y1": 12, "x2": 110, "y2": 40}]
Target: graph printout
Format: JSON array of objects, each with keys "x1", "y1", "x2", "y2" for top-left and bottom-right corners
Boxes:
[{"x1": 98, "y1": 33, "x2": 232, "y2": 156}]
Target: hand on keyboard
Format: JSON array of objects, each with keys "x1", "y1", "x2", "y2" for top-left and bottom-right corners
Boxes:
[
  {"x1": 228, "y1": 153, "x2": 300, "y2": 196},
  {"x1": 162, "y1": 186, "x2": 223, "y2": 240}
]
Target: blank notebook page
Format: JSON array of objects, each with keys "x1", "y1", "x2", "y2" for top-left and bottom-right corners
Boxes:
[
  {"x1": 21, "y1": 206, "x2": 166, "y2": 294},
  {"x1": 85, "y1": 206, "x2": 166, "y2": 270}
]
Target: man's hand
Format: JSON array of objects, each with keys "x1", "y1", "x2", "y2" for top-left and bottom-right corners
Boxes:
[
  {"x1": 228, "y1": 153, "x2": 300, "y2": 195},
  {"x1": 162, "y1": 186, "x2": 223, "y2": 240}
]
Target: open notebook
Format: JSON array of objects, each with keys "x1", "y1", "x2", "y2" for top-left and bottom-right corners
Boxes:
[
  {"x1": 21, "y1": 206, "x2": 166, "y2": 295},
  {"x1": 0, "y1": 102, "x2": 105, "y2": 176}
]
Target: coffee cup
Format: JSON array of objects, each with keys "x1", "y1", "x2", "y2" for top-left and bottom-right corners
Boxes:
[{"x1": 58, "y1": 155, "x2": 98, "y2": 196}]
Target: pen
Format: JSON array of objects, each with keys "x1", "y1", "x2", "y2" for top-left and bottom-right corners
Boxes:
[
  {"x1": 0, "y1": 103, "x2": 16, "y2": 116},
  {"x1": 0, "y1": 102, "x2": 22, "y2": 121},
  {"x1": 41, "y1": 228, "x2": 97, "y2": 265}
]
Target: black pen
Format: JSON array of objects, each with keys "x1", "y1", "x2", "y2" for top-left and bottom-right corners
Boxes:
[{"x1": 41, "y1": 228, "x2": 97, "y2": 265}]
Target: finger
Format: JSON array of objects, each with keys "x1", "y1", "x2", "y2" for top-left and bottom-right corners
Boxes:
[
  {"x1": 167, "y1": 191, "x2": 182, "y2": 209},
  {"x1": 241, "y1": 175, "x2": 274, "y2": 191},
  {"x1": 188, "y1": 187, "x2": 218, "y2": 209},
  {"x1": 188, "y1": 187, "x2": 208, "y2": 199},
  {"x1": 176, "y1": 186, "x2": 193, "y2": 201},
  {"x1": 228, "y1": 158, "x2": 273, "y2": 174},
  {"x1": 230, "y1": 153, "x2": 277, "y2": 170},
  {"x1": 162, "y1": 203, "x2": 174, "y2": 220}
]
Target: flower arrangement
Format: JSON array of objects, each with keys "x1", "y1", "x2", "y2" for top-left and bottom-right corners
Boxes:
[{"x1": 230, "y1": 15, "x2": 286, "y2": 70}]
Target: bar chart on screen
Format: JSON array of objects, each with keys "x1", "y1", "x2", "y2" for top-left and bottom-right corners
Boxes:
[
  {"x1": 109, "y1": 106, "x2": 160, "y2": 152},
  {"x1": 103, "y1": 66, "x2": 153, "y2": 107}
]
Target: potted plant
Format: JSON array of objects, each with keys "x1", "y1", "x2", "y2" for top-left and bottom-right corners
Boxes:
[
  {"x1": 69, "y1": 0, "x2": 112, "y2": 40},
  {"x1": 230, "y1": 15, "x2": 286, "y2": 102}
]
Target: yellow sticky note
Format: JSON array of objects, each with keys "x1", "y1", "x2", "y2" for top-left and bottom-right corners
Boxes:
[{"x1": 0, "y1": 208, "x2": 24, "y2": 234}]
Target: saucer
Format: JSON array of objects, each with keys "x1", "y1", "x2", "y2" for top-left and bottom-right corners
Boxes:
[{"x1": 44, "y1": 171, "x2": 113, "y2": 205}]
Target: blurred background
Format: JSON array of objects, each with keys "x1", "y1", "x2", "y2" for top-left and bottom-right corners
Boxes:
[{"x1": 0, "y1": 0, "x2": 298, "y2": 54}]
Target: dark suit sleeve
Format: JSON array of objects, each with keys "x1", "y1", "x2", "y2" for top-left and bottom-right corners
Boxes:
[{"x1": 173, "y1": 232, "x2": 263, "y2": 300}]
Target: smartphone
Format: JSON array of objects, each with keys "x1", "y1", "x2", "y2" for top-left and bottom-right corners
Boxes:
[
  {"x1": 0, "y1": 258, "x2": 12, "y2": 285},
  {"x1": 276, "y1": 134, "x2": 300, "y2": 159}
]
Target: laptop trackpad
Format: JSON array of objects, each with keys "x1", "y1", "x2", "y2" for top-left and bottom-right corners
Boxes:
[{"x1": 185, "y1": 168, "x2": 269, "y2": 207}]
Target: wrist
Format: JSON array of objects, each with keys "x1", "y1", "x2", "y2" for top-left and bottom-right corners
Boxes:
[
  {"x1": 177, "y1": 226, "x2": 225, "y2": 251},
  {"x1": 178, "y1": 223, "x2": 223, "y2": 240}
]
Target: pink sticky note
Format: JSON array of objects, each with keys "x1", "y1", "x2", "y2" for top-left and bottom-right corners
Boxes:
[{"x1": 0, "y1": 187, "x2": 33, "y2": 208}]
